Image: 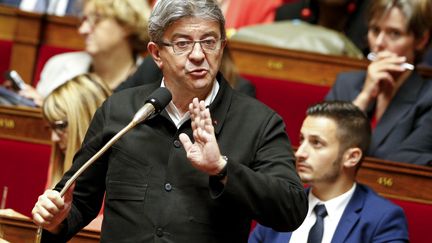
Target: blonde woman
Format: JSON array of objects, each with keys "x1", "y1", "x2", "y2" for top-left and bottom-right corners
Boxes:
[
  {"x1": 20, "y1": 0, "x2": 151, "y2": 105},
  {"x1": 43, "y1": 73, "x2": 111, "y2": 188}
]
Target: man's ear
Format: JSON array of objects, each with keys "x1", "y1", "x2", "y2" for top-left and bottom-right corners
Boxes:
[
  {"x1": 343, "y1": 147, "x2": 362, "y2": 169},
  {"x1": 147, "y1": 42, "x2": 163, "y2": 69}
]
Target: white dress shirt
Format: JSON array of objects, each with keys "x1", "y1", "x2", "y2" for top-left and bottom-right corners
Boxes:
[
  {"x1": 162, "y1": 79, "x2": 219, "y2": 128},
  {"x1": 20, "y1": 0, "x2": 74, "y2": 15},
  {"x1": 20, "y1": 0, "x2": 40, "y2": 12},
  {"x1": 289, "y1": 183, "x2": 357, "y2": 243},
  {"x1": 46, "y1": 0, "x2": 68, "y2": 16}
]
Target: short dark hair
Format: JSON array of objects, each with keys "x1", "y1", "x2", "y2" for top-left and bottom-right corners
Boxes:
[{"x1": 306, "y1": 101, "x2": 371, "y2": 158}]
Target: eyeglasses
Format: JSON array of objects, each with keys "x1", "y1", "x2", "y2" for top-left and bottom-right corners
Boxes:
[
  {"x1": 160, "y1": 38, "x2": 225, "y2": 55},
  {"x1": 50, "y1": 120, "x2": 68, "y2": 135},
  {"x1": 80, "y1": 14, "x2": 107, "y2": 28}
]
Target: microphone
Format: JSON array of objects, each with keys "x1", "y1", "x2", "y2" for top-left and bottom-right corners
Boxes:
[
  {"x1": 132, "y1": 87, "x2": 172, "y2": 124},
  {"x1": 35, "y1": 87, "x2": 172, "y2": 242}
]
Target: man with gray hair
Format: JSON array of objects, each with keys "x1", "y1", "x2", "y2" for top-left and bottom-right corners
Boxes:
[{"x1": 31, "y1": 0, "x2": 308, "y2": 242}]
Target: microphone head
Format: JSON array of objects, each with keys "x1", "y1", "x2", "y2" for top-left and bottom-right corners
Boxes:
[{"x1": 145, "y1": 87, "x2": 172, "y2": 114}]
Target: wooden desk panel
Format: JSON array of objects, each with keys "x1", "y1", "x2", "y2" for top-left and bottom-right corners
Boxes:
[
  {"x1": 41, "y1": 15, "x2": 84, "y2": 50},
  {"x1": 0, "y1": 106, "x2": 50, "y2": 144},
  {"x1": 0, "y1": 6, "x2": 17, "y2": 41},
  {"x1": 0, "y1": 5, "x2": 42, "y2": 83},
  {"x1": 8, "y1": 10, "x2": 42, "y2": 84},
  {"x1": 358, "y1": 158, "x2": 432, "y2": 204},
  {"x1": 229, "y1": 39, "x2": 432, "y2": 86},
  {"x1": 0, "y1": 214, "x2": 99, "y2": 243},
  {"x1": 229, "y1": 39, "x2": 368, "y2": 87}
]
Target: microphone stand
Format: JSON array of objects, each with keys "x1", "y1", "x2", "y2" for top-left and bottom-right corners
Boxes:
[{"x1": 35, "y1": 111, "x2": 150, "y2": 243}]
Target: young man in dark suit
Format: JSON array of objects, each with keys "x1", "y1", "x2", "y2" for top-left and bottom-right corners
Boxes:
[{"x1": 250, "y1": 101, "x2": 409, "y2": 243}]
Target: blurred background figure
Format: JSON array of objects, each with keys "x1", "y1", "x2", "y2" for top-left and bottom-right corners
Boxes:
[
  {"x1": 0, "y1": 0, "x2": 80, "y2": 16},
  {"x1": 275, "y1": 0, "x2": 371, "y2": 55},
  {"x1": 20, "y1": 0, "x2": 80, "y2": 16},
  {"x1": 42, "y1": 73, "x2": 111, "y2": 188},
  {"x1": 0, "y1": 0, "x2": 20, "y2": 7},
  {"x1": 17, "y1": 0, "x2": 151, "y2": 106},
  {"x1": 229, "y1": 0, "x2": 367, "y2": 58},
  {"x1": 208, "y1": 0, "x2": 259, "y2": 96},
  {"x1": 326, "y1": 0, "x2": 432, "y2": 165},
  {"x1": 219, "y1": 46, "x2": 255, "y2": 97},
  {"x1": 217, "y1": 0, "x2": 283, "y2": 37},
  {"x1": 422, "y1": 47, "x2": 432, "y2": 67}
]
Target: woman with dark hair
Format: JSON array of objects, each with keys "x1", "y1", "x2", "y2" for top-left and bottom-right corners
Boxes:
[{"x1": 326, "y1": 0, "x2": 432, "y2": 166}]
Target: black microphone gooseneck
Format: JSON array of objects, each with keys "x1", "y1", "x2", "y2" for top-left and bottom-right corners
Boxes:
[{"x1": 35, "y1": 87, "x2": 172, "y2": 242}]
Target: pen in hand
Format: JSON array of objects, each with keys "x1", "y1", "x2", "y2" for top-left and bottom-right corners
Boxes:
[{"x1": 367, "y1": 52, "x2": 414, "y2": 70}]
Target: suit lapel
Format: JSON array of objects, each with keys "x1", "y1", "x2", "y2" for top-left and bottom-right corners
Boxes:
[
  {"x1": 369, "y1": 72, "x2": 423, "y2": 152},
  {"x1": 331, "y1": 185, "x2": 366, "y2": 243}
]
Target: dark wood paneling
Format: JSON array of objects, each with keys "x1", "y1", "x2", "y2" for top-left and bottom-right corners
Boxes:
[
  {"x1": 0, "y1": 213, "x2": 99, "y2": 243},
  {"x1": 358, "y1": 158, "x2": 432, "y2": 204},
  {"x1": 229, "y1": 39, "x2": 432, "y2": 85},
  {"x1": 0, "y1": 106, "x2": 50, "y2": 144}
]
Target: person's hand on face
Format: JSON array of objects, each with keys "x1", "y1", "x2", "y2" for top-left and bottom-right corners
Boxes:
[
  {"x1": 361, "y1": 5, "x2": 420, "y2": 102},
  {"x1": 364, "y1": 50, "x2": 408, "y2": 98}
]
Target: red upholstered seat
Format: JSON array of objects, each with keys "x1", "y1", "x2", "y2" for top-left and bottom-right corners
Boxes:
[
  {"x1": 0, "y1": 139, "x2": 51, "y2": 217},
  {"x1": 0, "y1": 40, "x2": 13, "y2": 84},
  {"x1": 391, "y1": 199, "x2": 431, "y2": 243},
  {"x1": 242, "y1": 74, "x2": 329, "y2": 146}
]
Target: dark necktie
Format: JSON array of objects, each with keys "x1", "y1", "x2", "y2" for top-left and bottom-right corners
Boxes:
[{"x1": 307, "y1": 204, "x2": 328, "y2": 243}]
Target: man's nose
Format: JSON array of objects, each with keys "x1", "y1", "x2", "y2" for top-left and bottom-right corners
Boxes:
[
  {"x1": 188, "y1": 42, "x2": 205, "y2": 59},
  {"x1": 295, "y1": 143, "x2": 308, "y2": 160}
]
